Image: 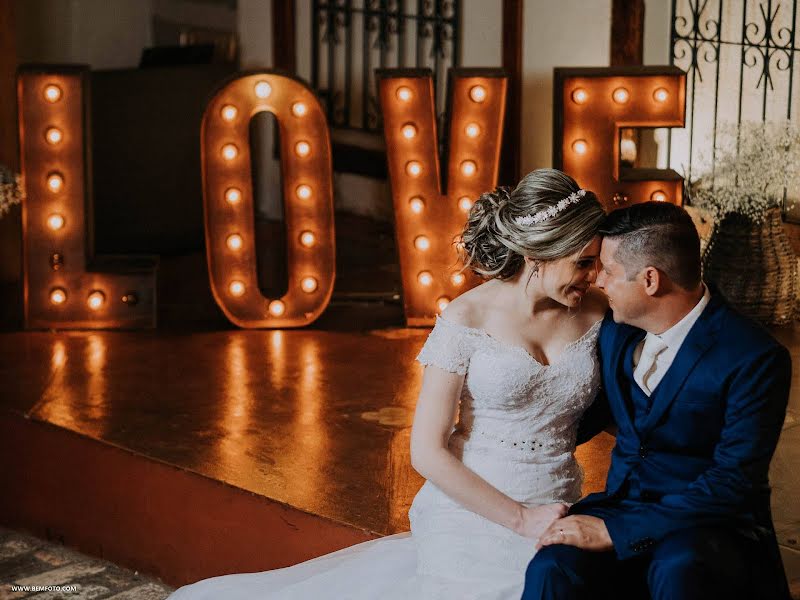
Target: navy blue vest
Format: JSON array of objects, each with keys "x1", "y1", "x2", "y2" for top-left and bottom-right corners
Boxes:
[{"x1": 622, "y1": 334, "x2": 664, "y2": 500}]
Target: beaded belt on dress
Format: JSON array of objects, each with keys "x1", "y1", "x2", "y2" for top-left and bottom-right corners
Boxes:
[{"x1": 457, "y1": 429, "x2": 570, "y2": 453}]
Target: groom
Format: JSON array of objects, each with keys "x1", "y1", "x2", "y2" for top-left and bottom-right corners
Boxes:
[{"x1": 522, "y1": 202, "x2": 792, "y2": 600}]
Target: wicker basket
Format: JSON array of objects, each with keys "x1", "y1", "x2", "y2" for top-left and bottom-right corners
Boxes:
[{"x1": 702, "y1": 207, "x2": 798, "y2": 325}]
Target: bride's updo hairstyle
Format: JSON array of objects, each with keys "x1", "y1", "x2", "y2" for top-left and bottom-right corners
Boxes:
[{"x1": 459, "y1": 169, "x2": 605, "y2": 280}]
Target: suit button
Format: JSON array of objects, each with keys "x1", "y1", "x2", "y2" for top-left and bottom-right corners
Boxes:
[{"x1": 638, "y1": 445, "x2": 648, "y2": 458}]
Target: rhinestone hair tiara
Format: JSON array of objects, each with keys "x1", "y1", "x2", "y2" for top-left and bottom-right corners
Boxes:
[{"x1": 513, "y1": 189, "x2": 587, "y2": 226}]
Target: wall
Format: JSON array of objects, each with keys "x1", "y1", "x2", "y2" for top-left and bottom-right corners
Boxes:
[{"x1": 520, "y1": 0, "x2": 612, "y2": 173}]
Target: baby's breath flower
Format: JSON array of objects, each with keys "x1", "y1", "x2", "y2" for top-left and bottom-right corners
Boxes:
[
  {"x1": 685, "y1": 120, "x2": 800, "y2": 223},
  {"x1": 0, "y1": 166, "x2": 23, "y2": 218}
]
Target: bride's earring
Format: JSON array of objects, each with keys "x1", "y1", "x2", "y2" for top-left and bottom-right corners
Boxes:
[{"x1": 532, "y1": 260, "x2": 541, "y2": 278}]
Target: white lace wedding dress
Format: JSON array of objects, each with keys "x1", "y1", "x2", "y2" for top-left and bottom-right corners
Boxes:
[{"x1": 167, "y1": 315, "x2": 602, "y2": 600}]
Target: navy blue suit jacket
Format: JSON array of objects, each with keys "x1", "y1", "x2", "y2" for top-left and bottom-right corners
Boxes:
[{"x1": 575, "y1": 290, "x2": 791, "y2": 584}]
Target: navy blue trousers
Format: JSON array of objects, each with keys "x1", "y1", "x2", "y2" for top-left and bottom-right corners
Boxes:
[{"x1": 521, "y1": 527, "x2": 757, "y2": 600}]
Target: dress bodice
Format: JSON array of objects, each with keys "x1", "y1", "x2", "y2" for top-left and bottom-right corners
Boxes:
[{"x1": 416, "y1": 315, "x2": 602, "y2": 461}]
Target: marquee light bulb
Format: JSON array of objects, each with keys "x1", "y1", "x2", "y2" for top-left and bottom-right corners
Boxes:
[
  {"x1": 653, "y1": 87, "x2": 669, "y2": 103},
  {"x1": 612, "y1": 87, "x2": 630, "y2": 104},
  {"x1": 222, "y1": 144, "x2": 238, "y2": 160},
  {"x1": 295, "y1": 141, "x2": 311, "y2": 157},
  {"x1": 572, "y1": 139, "x2": 588, "y2": 155},
  {"x1": 458, "y1": 196, "x2": 473, "y2": 212},
  {"x1": 87, "y1": 290, "x2": 105, "y2": 310},
  {"x1": 406, "y1": 161, "x2": 422, "y2": 177},
  {"x1": 571, "y1": 88, "x2": 588, "y2": 104},
  {"x1": 44, "y1": 84, "x2": 62, "y2": 103},
  {"x1": 414, "y1": 235, "x2": 430, "y2": 251},
  {"x1": 651, "y1": 190, "x2": 667, "y2": 202},
  {"x1": 418, "y1": 271, "x2": 433, "y2": 286},
  {"x1": 409, "y1": 197, "x2": 425, "y2": 214},
  {"x1": 47, "y1": 213, "x2": 65, "y2": 230},
  {"x1": 255, "y1": 81, "x2": 272, "y2": 99},
  {"x1": 465, "y1": 123, "x2": 480, "y2": 138},
  {"x1": 292, "y1": 102, "x2": 308, "y2": 117},
  {"x1": 451, "y1": 272, "x2": 466, "y2": 286},
  {"x1": 437, "y1": 296, "x2": 451, "y2": 311},
  {"x1": 469, "y1": 85, "x2": 487, "y2": 103},
  {"x1": 225, "y1": 187, "x2": 242, "y2": 204},
  {"x1": 221, "y1": 105, "x2": 238, "y2": 121},
  {"x1": 226, "y1": 234, "x2": 243, "y2": 250},
  {"x1": 45, "y1": 127, "x2": 63, "y2": 145},
  {"x1": 50, "y1": 287, "x2": 67, "y2": 305},
  {"x1": 300, "y1": 231, "x2": 316, "y2": 247},
  {"x1": 396, "y1": 86, "x2": 412, "y2": 102},
  {"x1": 269, "y1": 300, "x2": 286, "y2": 315},
  {"x1": 229, "y1": 280, "x2": 246, "y2": 297},
  {"x1": 47, "y1": 173, "x2": 64, "y2": 193},
  {"x1": 401, "y1": 123, "x2": 417, "y2": 139},
  {"x1": 301, "y1": 277, "x2": 318, "y2": 293},
  {"x1": 296, "y1": 184, "x2": 312, "y2": 200},
  {"x1": 460, "y1": 160, "x2": 477, "y2": 176}
]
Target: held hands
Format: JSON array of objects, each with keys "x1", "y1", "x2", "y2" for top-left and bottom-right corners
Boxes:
[
  {"x1": 535, "y1": 515, "x2": 613, "y2": 552},
  {"x1": 515, "y1": 503, "x2": 569, "y2": 539}
]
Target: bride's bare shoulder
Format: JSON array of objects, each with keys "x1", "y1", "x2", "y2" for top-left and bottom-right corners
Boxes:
[{"x1": 439, "y1": 280, "x2": 494, "y2": 329}]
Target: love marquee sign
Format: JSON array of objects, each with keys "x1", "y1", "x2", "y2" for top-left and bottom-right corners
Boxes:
[{"x1": 17, "y1": 65, "x2": 685, "y2": 330}]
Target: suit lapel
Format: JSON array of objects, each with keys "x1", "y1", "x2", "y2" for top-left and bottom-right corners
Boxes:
[
  {"x1": 640, "y1": 294, "x2": 724, "y2": 433},
  {"x1": 609, "y1": 326, "x2": 644, "y2": 435}
]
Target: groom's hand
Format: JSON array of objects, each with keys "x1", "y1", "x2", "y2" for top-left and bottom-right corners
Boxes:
[{"x1": 535, "y1": 515, "x2": 613, "y2": 552}]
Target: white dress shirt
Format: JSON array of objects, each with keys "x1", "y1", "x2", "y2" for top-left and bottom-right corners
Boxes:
[{"x1": 632, "y1": 283, "x2": 712, "y2": 396}]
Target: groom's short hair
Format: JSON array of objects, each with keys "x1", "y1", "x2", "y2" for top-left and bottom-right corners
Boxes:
[{"x1": 600, "y1": 201, "x2": 701, "y2": 290}]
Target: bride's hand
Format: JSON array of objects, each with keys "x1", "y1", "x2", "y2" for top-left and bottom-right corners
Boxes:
[{"x1": 515, "y1": 503, "x2": 569, "y2": 539}]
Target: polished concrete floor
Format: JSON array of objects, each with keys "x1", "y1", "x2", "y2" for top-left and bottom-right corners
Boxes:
[{"x1": 0, "y1": 318, "x2": 797, "y2": 585}]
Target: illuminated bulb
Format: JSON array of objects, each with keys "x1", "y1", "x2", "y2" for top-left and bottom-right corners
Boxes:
[
  {"x1": 225, "y1": 187, "x2": 242, "y2": 204},
  {"x1": 254, "y1": 80, "x2": 272, "y2": 98},
  {"x1": 418, "y1": 271, "x2": 433, "y2": 286},
  {"x1": 572, "y1": 139, "x2": 588, "y2": 155},
  {"x1": 47, "y1": 173, "x2": 64, "y2": 193},
  {"x1": 226, "y1": 234, "x2": 243, "y2": 250},
  {"x1": 222, "y1": 144, "x2": 238, "y2": 160},
  {"x1": 465, "y1": 123, "x2": 480, "y2": 138},
  {"x1": 451, "y1": 272, "x2": 466, "y2": 286},
  {"x1": 406, "y1": 161, "x2": 422, "y2": 177},
  {"x1": 409, "y1": 197, "x2": 425, "y2": 214},
  {"x1": 469, "y1": 85, "x2": 487, "y2": 103},
  {"x1": 44, "y1": 84, "x2": 62, "y2": 103},
  {"x1": 269, "y1": 300, "x2": 286, "y2": 316},
  {"x1": 651, "y1": 190, "x2": 667, "y2": 202},
  {"x1": 47, "y1": 213, "x2": 65, "y2": 231},
  {"x1": 653, "y1": 87, "x2": 669, "y2": 103},
  {"x1": 460, "y1": 160, "x2": 477, "y2": 176},
  {"x1": 437, "y1": 296, "x2": 451, "y2": 311},
  {"x1": 292, "y1": 102, "x2": 308, "y2": 117},
  {"x1": 612, "y1": 87, "x2": 630, "y2": 104},
  {"x1": 229, "y1": 280, "x2": 246, "y2": 297},
  {"x1": 458, "y1": 196, "x2": 473, "y2": 212},
  {"x1": 221, "y1": 104, "x2": 238, "y2": 121},
  {"x1": 414, "y1": 235, "x2": 430, "y2": 251},
  {"x1": 396, "y1": 86, "x2": 412, "y2": 102},
  {"x1": 87, "y1": 290, "x2": 105, "y2": 310},
  {"x1": 49, "y1": 288, "x2": 67, "y2": 305},
  {"x1": 296, "y1": 184, "x2": 312, "y2": 200},
  {"x1": 300, "y1": 231, "x2": 316, "y2": 247},
  {"x1": 45, "y1": 128, "x2": 63, "y2": 145},
  {"x1": 401, "y1": 123, "x2": 417, "y2": 139},
  {"x1": 301, "y1": 277, "x2": 318, "y2": 293},
  {"x1": 295, "y1": 141, "x2": 311, "y2": 157},
  {"x1": 571, "y1": 88, "x2": 588, "y2": 104}
]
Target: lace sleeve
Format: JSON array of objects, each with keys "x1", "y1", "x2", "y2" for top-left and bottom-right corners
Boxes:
[{"x1": 415, "y1": 315, "x2": 478, "y2": 375}]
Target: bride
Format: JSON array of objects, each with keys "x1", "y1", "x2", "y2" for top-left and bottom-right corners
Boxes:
[{"x1": 167, "y1": 168, "x2": 608, "y2": 599}]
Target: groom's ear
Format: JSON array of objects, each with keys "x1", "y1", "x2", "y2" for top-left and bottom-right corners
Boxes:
[{"x1": 641, "y1": 266, "x2": 662, "y2": 297}]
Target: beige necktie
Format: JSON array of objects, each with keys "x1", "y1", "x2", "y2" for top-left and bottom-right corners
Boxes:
[{"x1": 635, "y1": 335, "x2": 669, "y2": 395}]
